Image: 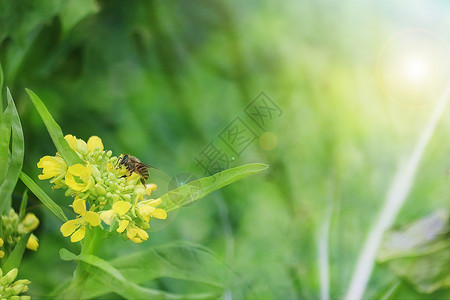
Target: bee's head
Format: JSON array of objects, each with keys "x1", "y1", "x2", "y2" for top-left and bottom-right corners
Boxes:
[{"x1": 116, "y1": 154, "x2": 129, "y2": 166}]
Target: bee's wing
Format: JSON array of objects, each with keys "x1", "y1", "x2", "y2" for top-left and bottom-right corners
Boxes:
[{"x1": 142, "y1": 162, "x2": 158, "y2": 170}]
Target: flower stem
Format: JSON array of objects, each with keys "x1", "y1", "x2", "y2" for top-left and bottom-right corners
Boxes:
[{"x1": 70, "y1": 227, "x2": 105, "y2": 299}]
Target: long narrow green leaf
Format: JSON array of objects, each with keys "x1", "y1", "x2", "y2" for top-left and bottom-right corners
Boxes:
[
  {"x1": 0, "y1": 89, "x2": 24, "y2": 214},
  {"x1": 82, "y1": 242, "x2": 234, "y2": 298},
  {"x1": 59, "y1": 249, "x2": 218, "y2": 299},
  {"x1": 19, "y1": 189, "x2": 28, "y2": 219},
  {"x1": 25, "y1": 89, "x2": 82, "y2": 166},
  {"x1": 19, "y1": 172, "x2": 67, "y2": 222},
  {"x1": 161, "y1": 163, "x2": 268, "y2": 212},
  {"x1": 2, "y1": 233, "x2": 31, "y2": 273},
  {"x1": 0, "y1": 99, "x2": 12, "y2": 185},
  {"x1": 0, "y1": 60, "x2": 3, "y2": 108}
]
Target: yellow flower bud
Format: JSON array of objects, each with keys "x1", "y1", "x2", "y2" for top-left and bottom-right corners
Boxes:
[
  {"x1": 21, "y1": 213, "x2": 40, "y2": 232},
  {"x1": 26, "y1": 235, "x2": 39, "y2": 251}
]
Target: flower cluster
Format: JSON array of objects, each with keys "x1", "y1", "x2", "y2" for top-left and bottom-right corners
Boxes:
[
  {"x1": 37, "y1": 135, "x2": 167, "y2": 243},
  {"x1": 1, "y1": 209, "x2": 39, "y2": 257},
  {"x1": 0, "y1": 268, "x2": 31, "y2": 299}
]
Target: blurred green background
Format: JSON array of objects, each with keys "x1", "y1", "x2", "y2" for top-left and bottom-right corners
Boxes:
[{"x1": 2, "y1": 0, "x2": 450, "y2": 298}]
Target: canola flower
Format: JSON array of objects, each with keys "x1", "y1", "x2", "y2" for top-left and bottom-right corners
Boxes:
[
  {"x1": 37, "y1": 135, "x2": 167, "y2": 243},
  {"x1": 1, "y1": 209, "x2": 40, "y2": 256},
  {"x1": 0, "y1": 268, "x2": 31, "y2": 299}
]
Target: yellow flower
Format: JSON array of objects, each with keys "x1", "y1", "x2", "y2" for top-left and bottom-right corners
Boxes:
[
  {"x1": 64, "y1": 134, "x2": 77, "y2": 150},
  {"x1": 60, "y1": 198, "x2": 101, "y2": 242},
  {"x1": 100, "y1": 201, "x2": 131, "y2": 225},
  {"x1": 116, "y1": 221, "x2": 148, "y2": 243},
  {"x1": 65, "y1": 163, "x2": 93, "y2": 192},
  {"x1": 37, "y1": 155, "x2": 67, "y2": 188},
  {"x1": 145, "y1": 183, "x2": 157, "y2": 195},
  {"x1": 87, "y1": 136, "x2": 103, "y2": 153},
  {"x1": 138, "y1": 198, "x2": 167, "y2": 222},
  {"x1": 65, "y1": 135, "x2": 104, "y2": 157},
  {"x1": 26, "y1": 234, "x2": 39, "y2": 251}
]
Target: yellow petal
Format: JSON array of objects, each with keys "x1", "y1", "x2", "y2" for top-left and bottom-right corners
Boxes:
[
  {"x1": 75, "y1": 139, "x2": 88, "y2": 156},
  {"x1": 145, "y1": 184, "x2": 157, "y2": 195},
  {"x1": 85, "y1": 211, "x2": 101, "y2": 226},
  {"x1": 138, "y1": 206, "x2": 152, "y2": 222},
  {"x1": 71, "y1": 227, "x2": 86, "y2": 242},
  {"x1": 130, "y1": 236, "x2": 143, "y2": 243},
  {"x1": 64, "y1": 134, "x2": 78, "y2": 150},
  {"x1": 148, "y1": 198, "x2": 162, "y2": 207},
  {"x1": 37, "y1": 156, "x2": 67, "y2": 179},
  {"x1": 126, "y1": 227, "x2": 137, "y2": 239},
  {"x1": 65, "y1": 164, "x2": 93, "y2": 192},
  {"x1": 151, "y1": 208, "x2": 167, "y2": 220},
  {"x1": 26, "y1": 235, "x2": 39, "y2": 251},
  {"x1": 117, "y1": 220, "x2": 129, "y2": 233},
  {"x1": 73, "y1": 199, "x2": 87, "y2": 216},
  {"x1": 87, "y1": 136, "x2": 104, "y2": 153},
  {"x1": 112, "y1": 201, "x2": 131, "y2": 216},
  {"x1": 0, "y1": 238, "x2": 3, "y2": 247},
  {"x1": 100, "y1": 210, "x2": 114, "y2": 225},
  {"x1": 0, "y1": 250, "x2": 4, "y2": 258},
  {"x1": 136, "y1": 228, "x2": 149, "y2": 241},
  {"x1": 67, "y1": 164, "x2": 91, "y2": 177},
  {"x1": 61, "y1": 219, "x2": 79, "y2": 237}
]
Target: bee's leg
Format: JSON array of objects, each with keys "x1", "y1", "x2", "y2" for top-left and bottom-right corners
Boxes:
[
  {"x1": 115, "y1": 156, "x2": 122, "y2": 168},
  {"x1": 140, "y1": 178, "x2": 146, "y2": 186}
]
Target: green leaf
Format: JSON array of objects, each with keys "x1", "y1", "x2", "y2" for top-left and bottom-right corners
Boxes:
[
  {"x1": 59, "y1": 248, "x2": 78, "y2": 261},
  {"x1": 61, "y1": 249, "x2": 219, "y2": 299},
  {"x1": 19, "y1": 189, "x2": 28, "y2": 219},
  {"x1": 83, "y1": 242, "x2": 233, "y2": 298},
  {"x1": 0, "y1": 89, "x2": 24, "y2": 214},
  {"x1": 0, "y1": 98, "x2": 12, "y2": 185},
  {"x1": 59, "y1": 0, "x2": 99, "y2": 36},
  {"x1": 0, "y1": 60, "x2": 3, "y2": 105},
  {"x1": 161, "y1": 163, "x2": 268, "y2": 212},
  {"x1": 19, "y1": 172, "x2": 68, "y2": 222},
  {"x1": 2, "y1": 232, "x2": 31, "y2": 273},
  {"x1": 25, "y1": 89, "x2": 82, "y2": 166}
]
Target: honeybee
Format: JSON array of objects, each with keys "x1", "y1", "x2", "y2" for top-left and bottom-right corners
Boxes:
[{"x1": 116, "y1": 154, "x2": 150, "y2": 185}]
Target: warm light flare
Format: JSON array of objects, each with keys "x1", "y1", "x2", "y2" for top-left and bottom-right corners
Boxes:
[{"x1": 402, "y1": 56, "x2": 428, "y2": 83}]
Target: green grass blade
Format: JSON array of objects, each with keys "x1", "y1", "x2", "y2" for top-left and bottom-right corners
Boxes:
[
  {"x1": 161, "y1": 163, "x2": 268, "y2": 212},
  {"x1": 19, "y1": 189, "x2": 28, "y2": 219},
  {"x1": 2, "y1": 233, "x2": 31, "y2": 273},
  {"x1": 0, "y1": 99, "x2": 12, "y2": 185},
  {"x1": 59, "y1": 249, "x2": 218, "y2": 299},
  {"x1": 0, "y1": 89, "x2": 24, "y2": 214},
  {"x1": 19, "y1": 172, "x2": 68, "y2": 222},
  {"x1": 25, "y1": 89, "x2": 82, "y2": 166},
  {"x1": 0, "y1": 60, "x2": 3, "y2": 108}
]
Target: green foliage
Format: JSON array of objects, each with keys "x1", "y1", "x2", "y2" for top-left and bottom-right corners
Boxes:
[
  {"x1": 2, "y1": 233, "x2": 30, "y2": 274},
  {"x1": 60, "y1": 246, "x2": 221, "y2": 299},
  {"x1": 19, "y1": 172, "x2": 67, "y2": 222},
  {"x1": 162, "y1": 163, "x2": 268, "y2": 212},
  {"x1": 26, "y1": 89, "x2": 82, "y2": 166},
  {"x1": 82, "y1": 242, "x2": 235, "y2": 298},
  {"x1": 0, "y1": 89, "x2": 24, "y2": 215}
]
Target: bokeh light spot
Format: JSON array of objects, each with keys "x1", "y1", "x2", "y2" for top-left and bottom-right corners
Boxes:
[{"x1": 259, "y1": 132, "x2": 278, "y2": 150}]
